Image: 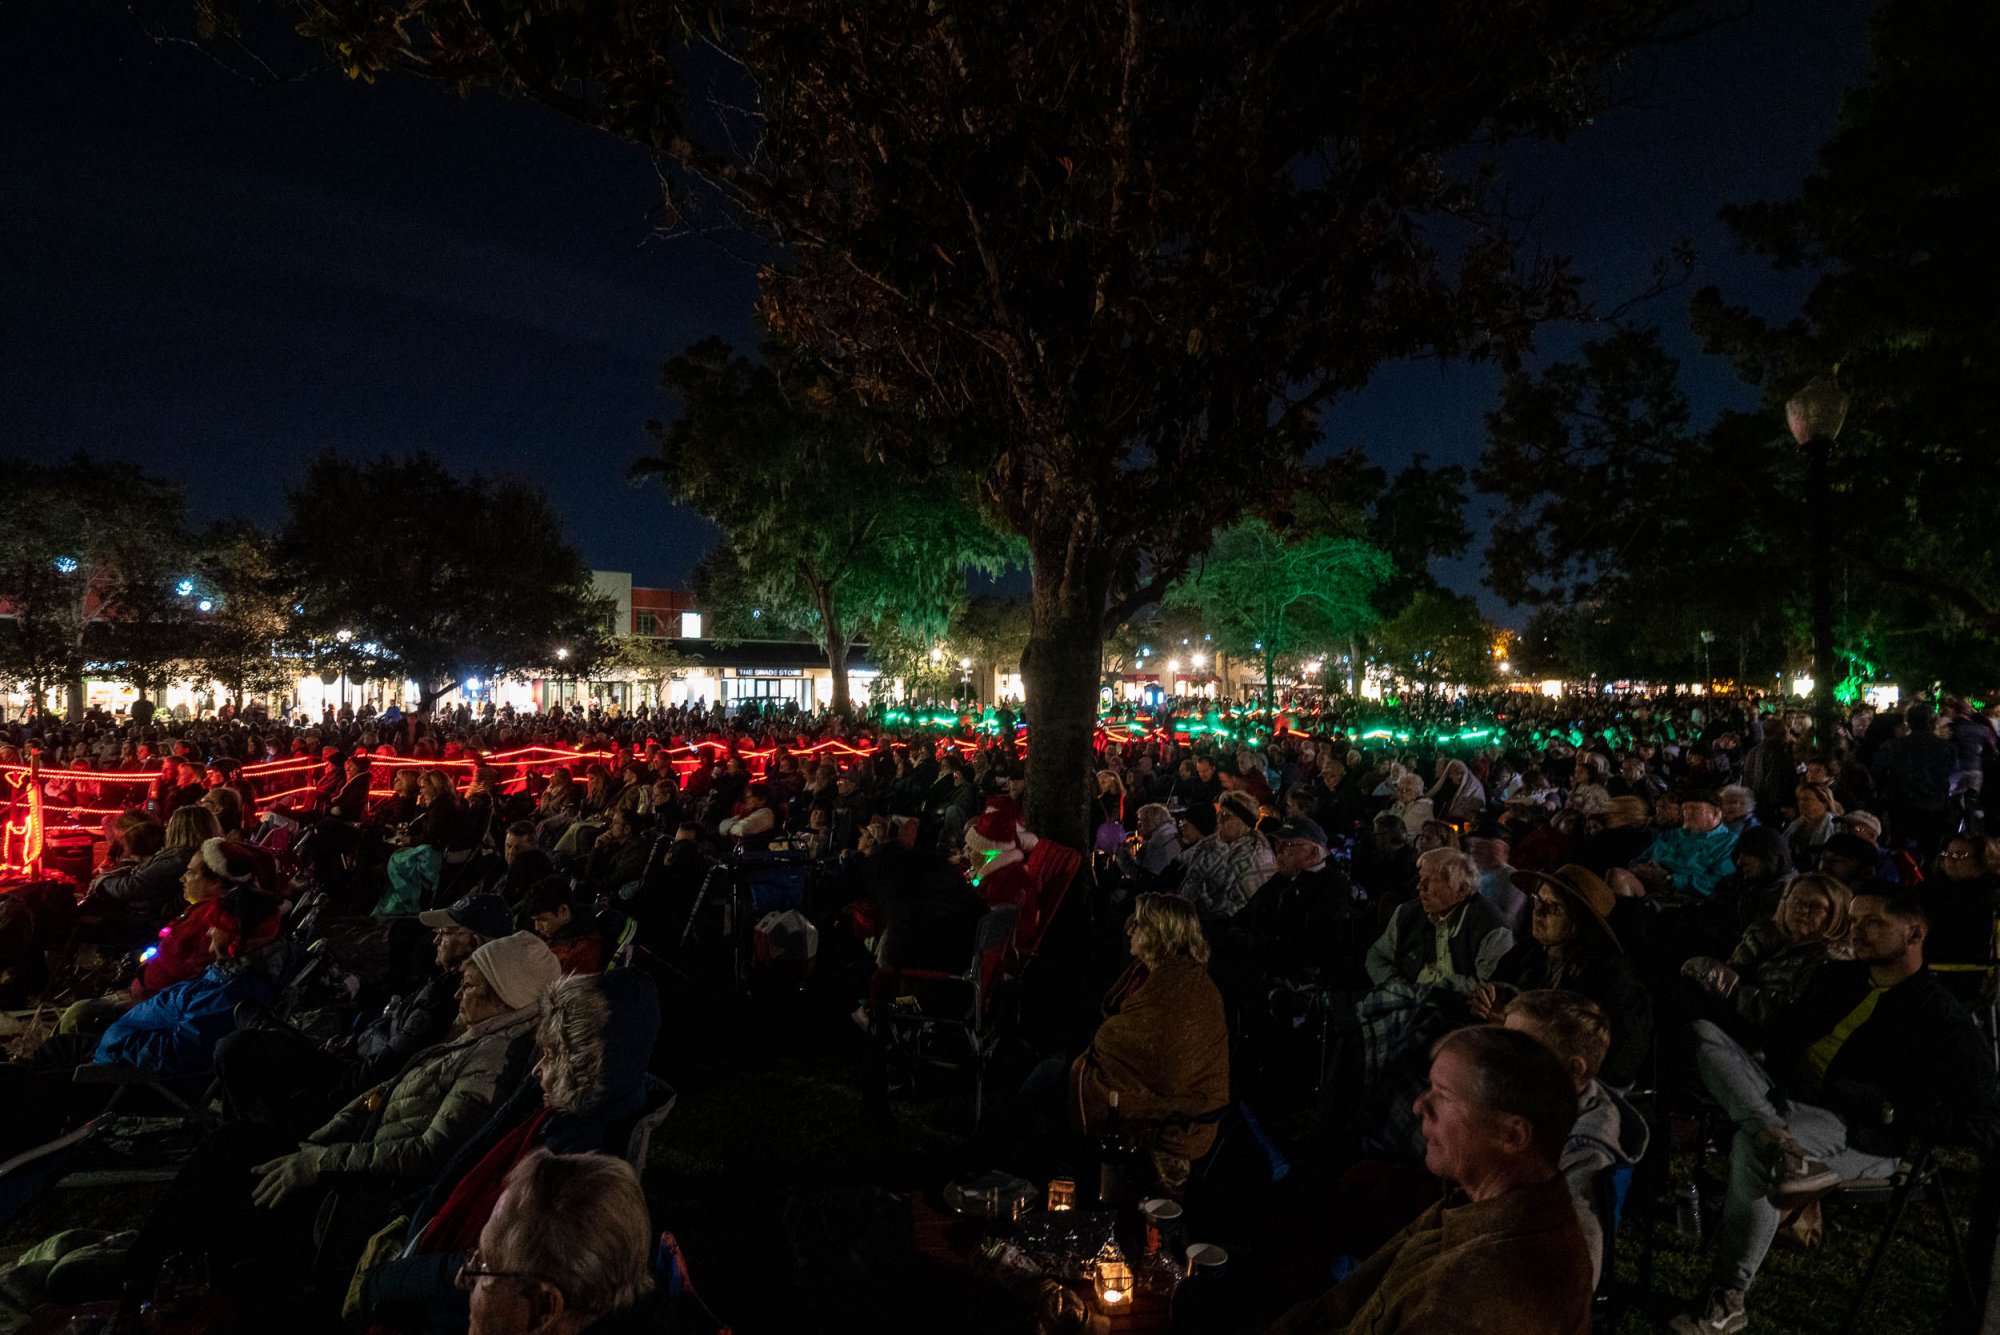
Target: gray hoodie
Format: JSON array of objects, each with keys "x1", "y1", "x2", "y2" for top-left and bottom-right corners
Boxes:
[{"x1": 1562, "y1": 1078, "x2": 1650, "y2": 1281}]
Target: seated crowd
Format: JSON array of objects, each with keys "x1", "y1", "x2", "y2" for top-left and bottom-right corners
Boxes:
[{"x1": 0, "y1": 689, "x2": 1995, "y2": 1333}]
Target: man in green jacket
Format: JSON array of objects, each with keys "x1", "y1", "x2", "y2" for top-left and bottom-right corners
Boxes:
[{"x1": 1267, "y1": 1026, "x2": 1594, "y2": 1334}]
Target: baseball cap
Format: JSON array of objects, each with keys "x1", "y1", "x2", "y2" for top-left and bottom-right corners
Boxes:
[
  {"x1": 1274, "y1": 817, "x2": 1329, "y2": 848},
  {"x1": 1840, "y1": 810, "x2": 1883, "y2": 840},
  {"x1": 417, "y1": 892, "x2": 514, "y2": 941}
]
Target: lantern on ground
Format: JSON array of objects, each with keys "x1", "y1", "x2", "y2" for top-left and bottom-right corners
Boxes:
[
  {"x1": 1046, "y1": 1177, "x2": 1076, "y2": 1212},
  {"x1": 1092, "y1": 1240, "x2": 1134, "y2": 1310}
]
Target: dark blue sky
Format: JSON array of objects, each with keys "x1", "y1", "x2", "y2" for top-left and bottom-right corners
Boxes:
[{"x1": 4, "y1": 1, "x2": 1874, "y2": 618}]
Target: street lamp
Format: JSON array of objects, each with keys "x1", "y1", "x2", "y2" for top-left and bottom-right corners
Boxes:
[{"x1": 1787, "y1": 376, "x2": 1849, "y2": 751}]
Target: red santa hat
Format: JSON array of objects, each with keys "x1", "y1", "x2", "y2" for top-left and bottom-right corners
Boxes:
[{"x1": 962, "y1": 794, "x2": 1024, "y2": 857}]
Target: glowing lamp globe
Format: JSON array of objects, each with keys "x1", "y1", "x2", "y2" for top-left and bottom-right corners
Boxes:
[{"x1": 1785, "y1": 377, "x2": 1849, "y2": 446}]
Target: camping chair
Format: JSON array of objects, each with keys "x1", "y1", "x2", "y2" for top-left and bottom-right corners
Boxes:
[
  {"x1": 1834, "y1": 1131, "x2": 1980, "y2": 1333},
  {"x1": 1003, "y1": 840, "x2": 1082, "y2": 983},
  {"x1": 619, "y1": 1076, "x2": 680, "y2": 1172},
  {"x1": 869, "y1": 904, "x2": 1019, "y2": 1122},
  {"x1": 1929, "y1": 909, "x2": 1999, "y2": 1067}
]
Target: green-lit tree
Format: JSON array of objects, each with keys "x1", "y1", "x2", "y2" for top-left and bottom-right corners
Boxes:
[
  {"x1": 1166, "y1": 520, "x2": 1391, "y2": 709},
  {"x1": 275, "y1": 453, "x2": 611, "y2": 712},
  {"x1": 639, "y1": 340, "x2": 1020, "y2": 712}
]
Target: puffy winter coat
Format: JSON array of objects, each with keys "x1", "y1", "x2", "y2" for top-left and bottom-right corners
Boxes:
[
  {"x1": 304, "y1": 1004, "x2": 539, "y2": 1185},
  {"x1": 95, "y1": 961, "x2": 278, "y2": 1077}
]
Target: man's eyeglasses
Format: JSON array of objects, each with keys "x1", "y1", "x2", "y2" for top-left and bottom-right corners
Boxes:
[
  {"x1": 1531, "y1": 896, "x2": 1566, "y2": 914},
  {"x1": 454, "y1": 1248, "x2": 548, "y2": 1293}
]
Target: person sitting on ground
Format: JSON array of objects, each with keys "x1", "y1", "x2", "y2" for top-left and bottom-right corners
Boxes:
[
  {"x1": 1266, "y1": 1026, "x2": 1593, "y2": 1335},
  {"x1": 249, "y1": 931, "x2": 561, "y2": 1216},
  {"x1": 1473, "y1": 865, "x2": 1651, "y2": 1090},
  {"x1": 527, "y1": 878, "x2": 614, "y2": 974},
  {"x1": 462, "y1": 1150, "x2": 661, "y2": 1335},
  {"x1": 1682, "y1": 873, "x2": 1853, "y2": 1034},
  {"x1": 1668, "y1": 889, "x2": 2000, "y2": 1335},
  {"x1": 1627, "y1": 789, "x2": 1738, "y2": 898},
  {"x1": 1174, "y1": 791, "x2": 1276, "y2": 924},
  {"x1": 1502, "y1": 989, "x2": 1648, "y2": 1284},
  {"x1": 1069, "y1": 893, "x2": 1230, "y2": 1195},
  {"x1": 358, "y1": 970, "x2": 662, "y2": 1330}
]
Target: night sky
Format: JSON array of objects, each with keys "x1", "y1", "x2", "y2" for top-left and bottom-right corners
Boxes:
[{"x1": 4, "y1": 0, "x2": 1874, "y2": 618}]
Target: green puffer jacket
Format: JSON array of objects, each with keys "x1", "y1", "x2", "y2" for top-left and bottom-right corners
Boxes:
[{"x1": 304, "y1": 1004, "x2": 539, "y2": 1184}]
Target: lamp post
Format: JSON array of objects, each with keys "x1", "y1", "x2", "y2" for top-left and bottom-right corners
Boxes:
[{"x1": 1786, "y1": 377, "x2": 1849, "y2": 752}]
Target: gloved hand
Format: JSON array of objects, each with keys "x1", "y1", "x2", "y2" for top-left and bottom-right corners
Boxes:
[
  {"x1": 251, "y1": 1148, "x2": 325, "y2": 1209},
  {"x1": 1680, "y1": 956, "x2": 1740, "y2": 998}
]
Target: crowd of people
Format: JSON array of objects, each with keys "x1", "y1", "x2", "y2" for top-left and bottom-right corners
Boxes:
[{"x1": 0, "y1": 685, "x2": 1995, "y2": 1332}]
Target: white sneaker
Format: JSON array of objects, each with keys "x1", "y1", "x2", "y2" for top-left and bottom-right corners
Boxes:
[
  {"x1": 1667, "y1": 1287, "x2": 1748, "y2": 1334},
  {"x1": 1763, "y1": 1129, "x2": 1842, "y2": 1206}
]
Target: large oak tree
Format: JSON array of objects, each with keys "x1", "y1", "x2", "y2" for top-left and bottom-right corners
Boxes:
[{"x1": 212, "y1": 0, "x2": 1715, "y2": 841}]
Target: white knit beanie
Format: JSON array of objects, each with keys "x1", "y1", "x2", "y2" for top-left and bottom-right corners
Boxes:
[{"x1": 469, "y1": 930, "x2": 562, "y2": 1010}]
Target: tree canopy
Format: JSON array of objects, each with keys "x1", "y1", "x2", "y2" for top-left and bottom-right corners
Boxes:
[
  {"x1": 216, "y1": 0, "x2": 1718, "y2": 841},
  {"x1": 640, "y1": 339, "x2": 1020, "y2": 711},
  {"x1": 1166, "y1": 520, "x2": 1391, "y2": 708},
  {"x1": 0, "y1": 457, "x2": 192, "y2": 714},
  {"x1": 1481, "y1": 0, "x2": 2000, "y2": 692},
  {"x1": 1373, "y1": 590, "x2": 1499, "y2": 695},
  {"x1": 275, "y1": 453, "x2": 610, "y2": 711}
]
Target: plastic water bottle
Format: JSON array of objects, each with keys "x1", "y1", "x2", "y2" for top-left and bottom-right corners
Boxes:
[{"x1": 1676, "y1": 1181, "x2": 1704, "y2": 1240}]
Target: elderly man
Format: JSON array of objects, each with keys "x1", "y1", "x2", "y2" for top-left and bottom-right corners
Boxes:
[
  {"x1": 1364, "y1": 849, "x2": 1513, "y2": 1001},
  {"x1": 1226, "y1": 817, "x2": 1362, "y2": 982},
  {"x1": 465, "y1": 1150, "x2": 659, "y2": 1334},
  {"x1": 1669, "y1": 890, "x2": 2000, "y2": 1334},
  {"x1": 1630, "y1": 790, "x2": 1738, "y2": 898},
  {"x1": 1353, "y1": 849, "x2": 1514, "y2": 1151},
  {"x1": 1268, "y1": 1027, "x2": 1593, "y2": 1334}
]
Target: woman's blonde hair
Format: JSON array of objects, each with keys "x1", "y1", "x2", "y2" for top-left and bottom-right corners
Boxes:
[
  {"x1": 1779, "y1": 872, "x2": 1855, "y2": 944},
  {"x1": 1132, "y1": 892, "x2": 1210, "y2": 966},
  {"x1": 163, "y1": 805, "x2": 222, "y2": 850}
]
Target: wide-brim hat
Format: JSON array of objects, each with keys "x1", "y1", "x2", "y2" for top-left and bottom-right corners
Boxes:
[{"x1": 1511, "y1": 863, "x2": 1620, "y2": 950}]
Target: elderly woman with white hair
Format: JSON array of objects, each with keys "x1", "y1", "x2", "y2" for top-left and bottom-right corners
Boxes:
[{"x1": 358, "y1": 969, "x2": 664, "y2": 1329}]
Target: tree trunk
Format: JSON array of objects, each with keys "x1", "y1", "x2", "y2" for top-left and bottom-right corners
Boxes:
[
  {"x1": 1021, "y1": 518, "x2": 1111, "y2": 851},
  {"x1": 814, "y1": 582, "x2": 851, "y2": 714},
  {"x1": 1263, "y1": 648, "x2": 1275, "y2": 714}
]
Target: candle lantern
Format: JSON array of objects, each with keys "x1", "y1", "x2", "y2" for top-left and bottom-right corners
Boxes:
[
  {"x1": 1047, "y1": 1177, "x2": 1076, "y2": 1212},
  {"x1": 1092, "y1": 1240, "x2": 1134, "y2": 1311}
]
